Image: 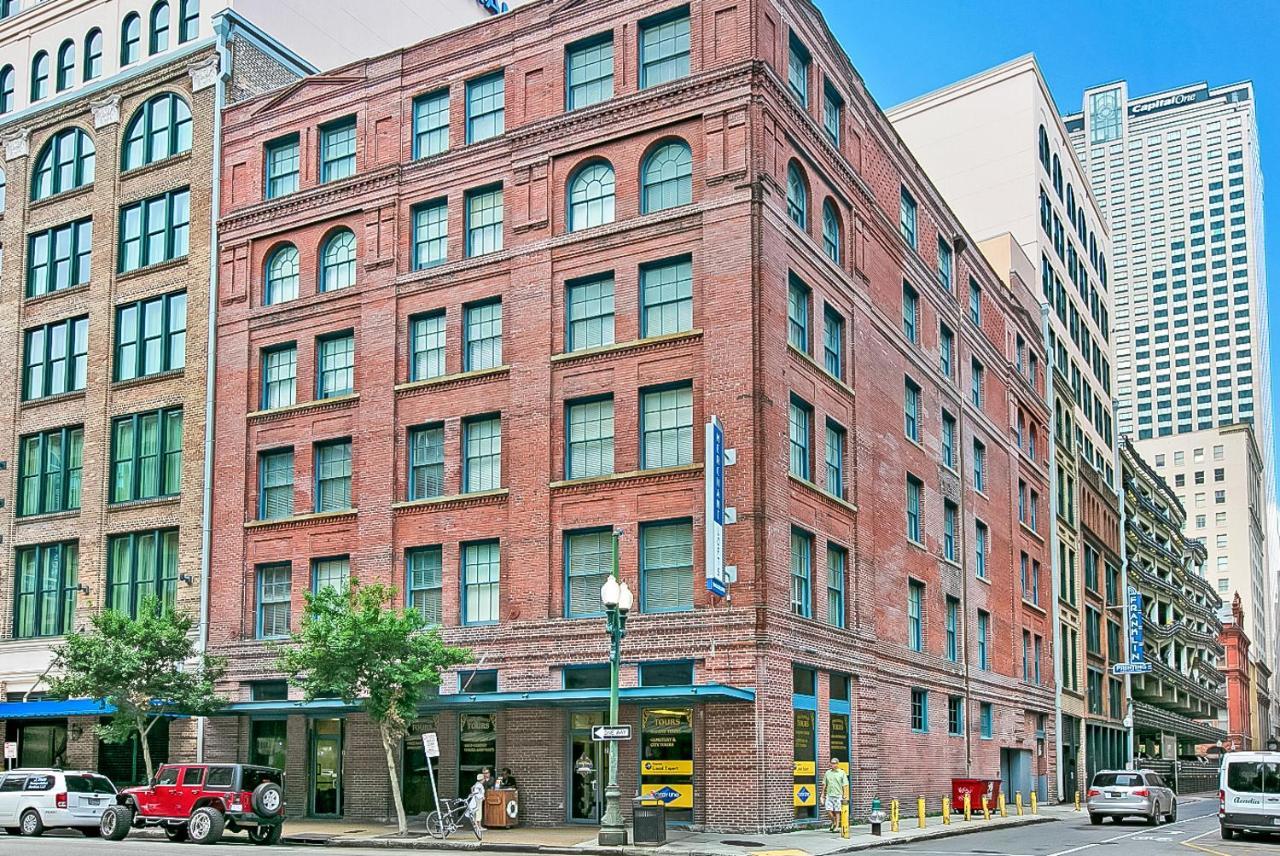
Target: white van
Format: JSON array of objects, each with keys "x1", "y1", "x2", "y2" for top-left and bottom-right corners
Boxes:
[
  {"x1": 0, "y1": 769, "x2": 117, "y2": 837},
  {"x1": 1219, "y1": 751, "x2": 1280, "y2": 839}
]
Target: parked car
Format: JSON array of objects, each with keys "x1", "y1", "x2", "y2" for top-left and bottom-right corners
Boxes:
[
  {"x1": 0, "y1": 769, "x2": 117, "y2": 837},
  {"x1": 1219, "y1": 750, "x2": 1280, "y2": 839},
  {"x1": 100, "y1": 763, "x2": 285, "y2": 845},
  {"x1": 1085, "y1": 768, "x2": 1177, "y2": 825}
]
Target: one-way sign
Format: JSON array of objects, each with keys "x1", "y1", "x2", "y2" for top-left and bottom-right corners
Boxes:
[{"x1": 591, "y1": 725, "x2": 632, "y2": 742}]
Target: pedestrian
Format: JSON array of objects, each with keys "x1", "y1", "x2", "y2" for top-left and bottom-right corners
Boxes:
[
  {"x1": 822, "y1": 757, "x2": 848, "y2": 833},
  {"x1": 481, "y1": 767, "x2": 495, "y2": 789},
  {"x1": 466, "y1": 772, "x2": 487, "y2": 830}
]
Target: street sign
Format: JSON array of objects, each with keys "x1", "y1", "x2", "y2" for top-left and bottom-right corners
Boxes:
[
  {"x1": 1127, "y1": 586, "x2": 1146, "y2": 665},
  {"x1": 1112, "y1": 662, "x2": 1153, "y2": 675},
  {"x1": 705, "y1": 418, "x2": 726, "y2": 596},
  {"x1": 3, "y1": 742, "x2": 14, "y2": 760},
  {"x1": 590, "y1": 724, "x2": 632, "y2": 742},
  {"x1": 421, "y1": 732, "x2": 440, "y2": 758}
]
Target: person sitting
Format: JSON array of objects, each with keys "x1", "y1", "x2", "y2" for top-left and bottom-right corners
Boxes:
[{"x1": 495, "y1": 767, "x2": 518, "y2": 789}]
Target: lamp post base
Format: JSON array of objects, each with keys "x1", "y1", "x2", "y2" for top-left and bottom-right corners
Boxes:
[{"x1": 598, "y1": 826, "x2": 629, "y2": 846}]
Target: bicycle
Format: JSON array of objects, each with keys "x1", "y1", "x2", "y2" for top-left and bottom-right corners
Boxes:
[{"x1": 425, "y1": 797, "x2": 484, "y2": 840}]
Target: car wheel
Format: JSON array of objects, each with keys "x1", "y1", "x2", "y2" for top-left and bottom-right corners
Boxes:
[
  {"x1": 19, "y1": 809, "x2": 44, "y2": 837},
  {"x1": 251, "y1": 781, "x2": 285, "y2": 817},
  {"x1": 165, "y1": 825, "x2": 190, "y2": 842},
  {"x1": 1147, "y1": 808, "x2": 1159, "y2": 826},
  {"x1": 248, "y1": 824, "x2": 283, "y2": 846},
  {"x1": 101, "y1": 805, "x2": 133, "y2": 841},
  {"x1": 188, "y1": 807, "x2": 225, "y2": 845},
  {"x1": 1090, "y1": 813, "x2": 1102, "y2": 825},
  {"x1": 1169, "y1": 800, "x2": 1178, "y2": 823},
  {"x1": 1222, "y1": 826, "x2": 1235, "y2": 840}
]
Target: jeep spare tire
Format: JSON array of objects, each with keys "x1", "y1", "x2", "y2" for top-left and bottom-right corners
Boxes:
[
  {"x1": 252, "y1": 781, "x2": 284, "y2": 817},
  {"x1": 101, "y1": 805, "x2": 132, "y2": 841}
]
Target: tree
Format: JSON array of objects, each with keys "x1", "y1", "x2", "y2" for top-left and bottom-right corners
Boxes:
[
  {"x1": 277, "y1": 580, "x2": 470, "y2": 834},
  {"x1": 49, "y1": 595, "x2": 227, "y2": 783}
]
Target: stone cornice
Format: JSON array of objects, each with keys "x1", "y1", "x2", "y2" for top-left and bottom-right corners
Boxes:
[
  {"x1": 392, "y1": 488, "x2": 509, "y2": 516},
  {"x1": 550, "y1": 330, "x2": 703, "y2": 368},
  {"x1": 245, "y1": 508, "x2": 358, "y2": 532},
  {"x1": 394, "y1": 366, "x2": 509, "y2": 399},
  {"x1": 549, "y1": 464, "x2": 702, "y2": 494},
  {"x1": 247, "y1": 393, "x2": 360, "y2": 424},
  {"x1": 220, "y1": 166, "x2": 399, "y2": 234}
]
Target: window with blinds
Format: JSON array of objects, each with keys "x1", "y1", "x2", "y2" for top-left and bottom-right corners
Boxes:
[
  {"x1": 567, "y1": 274, "x2": 615, "y2": 352},
  {"x1": 565, "y1": 529, "x2": 611, "y2": 617},
  {"x1": 788, "y1": 396, "x2": 811, "y2": 480},
  {"x1": 566, "y1": 397, "x2": 614, "y2": 480},
  {"x1": 412, "y1": 199, "x2": 448, "y2": 269},
  {"x1": 825, "y1": 421, "x2": 844, "y2": 498},
  {"x1": 261, "y1": 344, "x2": 296, "y2": 409},
  {"x1": 409, "y1": 425, "x2": 445, "y2": 500},
  {"x1": 790, "y1": 528, "x2": 811, "y2": 618},
  {"x1": 258, "y1": 449, "x2": 294, "y2": 520},
  {"x1": 640, "y1": 521, "x2": 692, "y2": 613},
  {"x1": 407, "y1": 547, "x2": 443, "y2": 626},
  {"x1": 413, "y1": 91, "x2": 449, "y2": 159},
  {"x1": 317, "y1": 332, "x2": 354, "y2": 398},
  {"x1": 311, "y1": 557, "x2": 349, "y2": 593},
  {"x1": 826, "y1": 546, "x2": 845, "y2": 629},
  {"x1": 466, "y1": 185, "x2": 503, "y2": 256},
  {"x1": 314, "y1": 440, "x2": 352, "y2": 512},
  {"x1": 110, "y1": 407, "x2": 182, "y2": 503},
  {"x1": 640, "y1": 256, "x2": 692, "y2": 337},
  {"x1": 463, "y1": 416, "x2": 501, "y2": 493},
  {"x1": 463, "y1": 541, "x2": 500, "y2": 624},
  {"x1": 641, "y1": 384, "x2": 692, "y2": 470},
  {"x1": 410, "y1": 312, "x2": 446, "y2": 380},
  {"x1": 256, "y1": 563, "x2": 291, "y2": 639},
  {"x1": 464, "y1": 300, "x2": 502, "y2": 371}
]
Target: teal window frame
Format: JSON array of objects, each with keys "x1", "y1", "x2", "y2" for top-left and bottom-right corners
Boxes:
[
  {"x1": 899, "y1": 186, "x2": 917, "y2": 249},
  {"x1": 640, "y1": 255, "x2": 693, "y2": 337},
  {"x1": 23, "y1": 315, "x2": 88, "y2": 401},
  {"x1": 788, "y1": 395, "x2": 811, "y2": 480},
  {"x1": 17, "y1": 426, "x2": 83, "y2": 517},
  {"x1": 824, "y1": 420, "x2": 844, "y2": 497},
  {"x1": 786, "y1": 32, "x2": 810, "y2": 106},
  {"x1": 465, "y1": 72, "x2": 504, "y2": 143},
  {"x1": 941, "y1": 410, "x2": 956, "y2": 469},
  {"x1": 264, "y1": 244, "x2": 299, "y2": 305},
  {"x1": 27, "y1": 218, "x2": 92, "y2": 297},
  {"x1": 565, "y1": 528, "x2": 611, "y2": 618},
  {"x1": 260, "y1": 343, "x2": 296, "y2": 410},
  {"x1": 566, "y1": 274, "x2": 615, "y2": 352},
  {"x1": 789, "y1": 527, "x2": 811, "y2": 618},
  {"x1": 904, "y1": 377, "x2": 921, "y2": 441},
  {"x1": 83, "y1": 29, "x2": 103, "y2": 80},
  {"x1": 113, "y1": 291, "x2": 186, "y2": 382},
  {"x1": 566, "y1": 33, "x2": 613, "y2": 110},
  {"x1": 122, "y1": 93, "x2": 192, "y2": 170},
  {"x1": 311, "y1": 556, "x2": 349, "y2": 593},
  {"x1": 640, "y1": 140, "x2": 691, "y2": 212},
  {"x1": 256, "y1": 562, "x2": 291, "y2": 639},
  {"x1": 906, "y1": 474, "x2": 923, "y2": 543},
  {"x1": 945, "y1": 596, "x2": 959, "y2": 662},
  {"x1": 319, "y1": 116, "x2": 356, "y2": 183},
  {"x1": 30, "y1": 50, "x2": 48, "y2": 101},
  {"x1": 823, "y1": 305, "x2": 844, "y2": 377},
  {"x1": 907, "y1": 579, "x2": 923, "y2": 651},
  {"x1": 787, "y1": 274, "x2": 810, "y2": 352},
  {"x1": 118, "y1": 187, "x2": 190, "y2": 273},
  {"x1": 316, "y1": 331, "x2": 354, "y2": 399},
  {"x1": 943, "y1": 500, "x2": 958, "y2": 561},
  {"x1": 56, "y1": 40, "x2": 74, "y2": 92},
  {"x1": 264, "y1": 134, "x2": 299, "y2": 199},
  {"x1": 786, "y1": 162, "x2": 807, "y2": 228},
  {"x1": 902, "y1": 282, "x2": 919, "y2": 342},
  {"x1": 106, "y1": 528, "x2": 179, "y2": 617},
  {"x1": 411, "y1": 198, "x2": 448, "y2": 269},
  {"x1": 407, "y1": 546, "x2": 443, "y2": 626},
  {"x1": 121, "y1": 14, "x2": 141, "y2": 65},
  {"x1": 975, "y1": 520, "x2": 988, "y2": 579},
  {"x1": 463, "y1": 299, "x2": 502, "y2": 371},
  {"x1": 638, "y1": 6, "x2": 690, "y2": 89},
  {"x1": 639, "y1": 519, "x2": 693, "y2": 613},
  {"x1": 461, "y1": 540, "x2": 500, "y2": 625},
  {"x1": 826, "y1": 544, "x2": 846, "y2": 629},
  {"x1": 462, "y1": 414, "x2": 501, "y2": 493},
  {"x1": 313, "y1": 439, "x2": 352, "y2": 512},
  {"x1": 641, "y1": 383, "x2": 693, "y2": 470},
  {"x1": 320, "y1": 229, "x2": 356, "y2": 292},
  {"x1": 465, "y1": 184, "x2": 503, "y2": 256},
  {"x1": 178, "y1": 0, "x2": 199, "y2": 42},
  {"x1": 0, "y1": 64, "x2": 13, "y2": 112},
  {"x1": 412, "y1": 90, "x2": 449, "y2": 159},
  {"x1": 13, "y1": 541, "x2": 78, "y2": 639},
  {"x1": 948, "y1": 696, "x2": 963, "y2": 736},
  {"x1": 409, "y1": 311, "x2": 446, "y2": 381},
  {"x1": 149, "y1": 1, "x2": 170, "y2": 54},
  {"x1": 979, "y1": 702, "x2": 992, "y2": 738},
  {"x1": 407, "y1": 423, "x2": 444, "y2": 500},
  {"x1": 31, "y1": 126, "x2": 96, "y2": 199},
  {"x1": 822, "y1": 199, "x2": 841, "y2": 263},
  {"x1": 910, "y1": 688, "x2": 927, "y2": 732},
  {"x1": 109, "y1": 406, "x2": 183, "y2": 503},
  {"x1": 257, "y1": 448, "x2": 294, "y2": 520},
  {"x1": 822, "y1": 80, "x2": 842, "y2": 145},
  {"x1": 977, "y1": 611, "x2": 990, "y2": 670},
  {"x1": 566, "y1": 396, "x2": 614, "y2": 480}
]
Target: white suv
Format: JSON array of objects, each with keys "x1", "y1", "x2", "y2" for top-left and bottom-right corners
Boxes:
[{"x1": 0, "y1": 769, "x2": 117, "y2": 837}]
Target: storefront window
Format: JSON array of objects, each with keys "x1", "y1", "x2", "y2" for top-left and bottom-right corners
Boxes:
[
  {"x1": 402, "y1": 718, "x2": 440, "y2": 817},
  {"x1": 639, "y1": 661, "x2": 693, "y2": 686},
  {"x1": 793, "y1": 666, "x2": 817, "y2": 818},
  {"x1": 830, "y1": 674, "x2": 850, "y2": 775},
  {"x1": 570, "y1": 712, "x2": 605, "y2": 822},
  {"x1": 458, "y1": 712, "x2": 497, "y2": 798},
  {"x1": 640, "y1": 708, "x2": 693, "y2": 822},
  {"x1": 250, "y1": 719, "x2": 287, "y2": 771},
  {"x1": 6, "y1": 720, "x2": 67, "y2": 769},
  {"x1": 310, "y1": 718, "x2": 343, "y2": 816},
  {"x1": 98, "y1": 717, "x2": 168, "y2": 787},
  {"x1": 564, "y1": 665, "x2": 610, "y2": 689}
]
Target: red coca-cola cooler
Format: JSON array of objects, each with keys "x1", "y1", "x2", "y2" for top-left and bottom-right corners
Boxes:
[{"x1": 951, "y1": 778, "x2": 1001, "y2": 811}]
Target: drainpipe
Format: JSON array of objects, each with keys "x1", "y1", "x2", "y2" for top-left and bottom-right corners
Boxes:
[
  {"x1": 195, "y1": 21, "x2": 232, "y2": 764},
  {"x1": 1042, "y1": 304, "x2": 1066, "y2": 801}
]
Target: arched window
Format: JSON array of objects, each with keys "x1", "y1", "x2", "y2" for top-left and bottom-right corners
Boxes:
[
  {"x1": 1066, "y1": 184, "x2": 1075, "y2": 224},
  {"x1": 265, "y1": 244, "x2": 299, "y2": 305},
  {"x1": 822, "y1": 198, "x2": 841, "y2": 263},
  {"x1": 320, "y1": 229, "x2": 356, "y2": 292},
  {"x1": 1029, "y1": 424, "x2": 1038, "y2": 461},
  {"x1": 84, "y1": 29, "x2": 103, "y2": 81},
  {"x1": 150, "y1": 2, "x2": 170, "y2": 54},
  {"x1": 56, "y1": 40, "x2": 75, "y2": 92},
  {"x1": 1037, "y1": 125, "x2": 1050, "y2": 171},
  {"x1": 178, "y1": 0, "x2": 199, "y2": 42},
  {"x1": 567, "y1": 160, "x2": 615, "y2": 231},
  {"x1": 786, "y1": 162, "x2": 807, "y2": 229},
  {"x1": 30, "y1": 51, "x2": 49, "y2": 101},
  {"x1": 121, "y1": 14, "x2": 141, "y2": 65},
  {"x1": 1051, "y1": 153, "x2": 1062, "y2": 198},
  {"x1": 0, "y1": 66, "x2": 13, "y2": 114},
  {"x1": 31, "y1": 128, "x2": 95, "y2": 200},
  {"x1": 122, "y1": 93, "x2": 192, "y2": 170},
  {"x1": 640, "y1": 140, "x2": 692, "y2": 213}
]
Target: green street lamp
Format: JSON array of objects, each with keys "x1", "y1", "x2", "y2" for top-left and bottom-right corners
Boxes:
[{"x1": 598, "y1": 529, "x2": 633, "y2": 846}]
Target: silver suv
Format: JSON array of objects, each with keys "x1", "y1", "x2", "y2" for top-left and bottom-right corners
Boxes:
[
  {"x1": 0, "y1": 769, "x2": 117, "y2": 837},
  {"x1": 1086, "y1": 769, "x2": 1177, "y2": 825}
]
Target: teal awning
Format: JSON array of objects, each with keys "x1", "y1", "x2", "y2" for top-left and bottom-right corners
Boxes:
[{"x1": 218, "y1": 683, "x2": 754, "y2": 717}]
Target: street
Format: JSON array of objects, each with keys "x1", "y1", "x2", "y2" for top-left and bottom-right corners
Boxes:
[{"x1": 3, "y1": 831, "x2": 537, "y2": 856}]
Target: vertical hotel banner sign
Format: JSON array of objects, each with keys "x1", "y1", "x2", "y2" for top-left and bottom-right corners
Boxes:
[
  {"x1": 1113, "y1": 585, "x2": 1152, "y2": 675},
  {"x1": 705, "y1": 417, "x2": 726, "y2": 597}
]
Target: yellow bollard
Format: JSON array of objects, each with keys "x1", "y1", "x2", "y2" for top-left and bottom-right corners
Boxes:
[
  {"x1": 998, "y1": 791, "x2": 1007, "y2": 818},
  {"x1": 918, "y1": 796, "x2": 926, "y2": 828},
  {"x1": 890, "y1": 799, "x2": 900, "y2": 833},
  {"x1": 963, "y1": 793, "x2": 972, "y2": 822},
  {"x1": 1030, "y1": 791, "x2": 1038, "y2": 815},
  {"x1": 840, "y1": 783, "x2": 849, "y2": 839},
  {"x1": 942, "y1": 796, "x2": 951, "y2": 825},
  {"x1": 1074, "y1": 789, "x2": 1081, "y2": 811},
  {"x1": 1016, "y1": 791, "x2": 1024, "y2": 816},
  {"x1": 981, "y1": 795, "x2": 991, "y2": 821}
]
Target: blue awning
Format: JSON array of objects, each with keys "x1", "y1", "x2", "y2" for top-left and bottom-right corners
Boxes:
[
  {"x1": 217, "y1": 683, "x2": 754, "y2": 717},
  {"x1": 0, "y1": 699, "x2": 113, "y2": 720}
]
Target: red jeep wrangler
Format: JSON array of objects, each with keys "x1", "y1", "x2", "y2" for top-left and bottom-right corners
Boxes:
[{"x1": 99, "y1": 763, "x2": 285, "y2": 845}]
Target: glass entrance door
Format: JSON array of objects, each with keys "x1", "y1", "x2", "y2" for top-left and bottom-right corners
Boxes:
[
  {"x1": 310, "y1": 719, "x2": 343, "y2": 817},
  {"x1": 568, "y1": 712, "x2": 606, "y2": 823}
]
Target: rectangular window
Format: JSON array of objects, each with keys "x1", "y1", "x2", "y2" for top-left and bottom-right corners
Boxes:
[
  {"x1": 822, "y1": 81, "x2": 843, "y2": 146},
  {"x1": 1035, "y1": 635, "x2": 1043, "y2": 684},
  {"x1": 316, "y1": 332, "x2": 354, "y2": 398},
  {"x1": 826, "y1": 545, "x2": 846, "y2": 629},
  {"x1": 945, "y1": 596, "x2": 959, "y2": 662},
  {"x1": 943, "y1": 500, "x2": 958, "y2": 562},
  {"x1": 971, "y1": 358, "x2": 984, "y2": 408},
  {"x1": 17, "y1": 426, "x2": 83, "y2": 516},
  {"x1": 23, "y1": 315, "x2": 88, "y2": 400},
  {"x1": 822, "y1": 306, "x2": 844, "y2": 378},
  {"x1": 907, "y1": 578, "x2": 923, "y2": 651},
  {"x1": 261, "y1": 344, "x2": 296, "y2": 409},
  {"x1": 110, "y1": 407, "x2": 182, "y2": 503},
  {"x1": 788, "y1": 396, "x2": 812, "y2": 480},
  {"x1": 940, "y1": 324, "x2": 954, "y2": 378},
  {"x1": 977, "y1": 610, "x2": 990, "y2": 669},
  {"x1": 640, "y1": 520, "x2": 692, "y2": 612},
  {"x1": 973, "y1": 439, "x2": 986, "y2": 492},
  {"x1": 256, "y1": 563, "x2": 291, "y2": 639},
  {"x1": 975, "y1": 521, "x2": 988, "y2": 579},
  {"x1": 1086, "y1": 606, "x2": 1101, "y2": 654},
  {"x1": 118, "y1": 188, "x2": 189, "y2": 273},
  {"x1": 463, "y1": 415, "x2": 502, "y2": 493},
  {"x1": 412, "y1": 91, "x2": 449, "y2": 159},
  {"x1": 407, "y1": 424, "x2": 444, "y2": 500},
  {"x1": 937, "y1": 239, "x2": 953, "y2": 290},
  {"x1": 786, "y1": 33, "x2": 810, "y2": 107},
  {"x1": 980, "y1": 702, "x2": 992, "y2": 738},
  {"x1": 639, "y1": 7, "x2": 690, "y2": 88},
  {"x1": 941, "y1": 410, "x2": 956, "y2": 469},
  {"x1": 911, "y1": 688, "x2": 928, "y2": 732},
  {"x1": 565, "y1": 529, "x2": 612, "y2": 618},
  {"x1": 465, "y1": 184, "x2": 503, "y2": 256},
  {"x1": 409, "y1": 312, "x2": 445, "y2": 381},
  {"x1": 642, "y1": 383, "x2": 693, "y2": 469},
  {"x1": 904, "y1": 377, "x2": 921, "y2": 442},
  {"x1": 106, "y1": 528, "x2": 179, "y2": 617},
  {"x1": 311, "y1": 556, "x2": 349, "y2": 593},
  {"x1": 13, "y1": 541, "x2": 78, "y2": 639},
  {"x1": 566, "y1": 397, "x2": 614, "y2": 479},
  {"x1": 948, "y1": 696, "x2": 963, "y2": 736},
  {"x1": 566, "y1": 274, "x2": 615, "y2": 352},
  {"x1": 824, "y1": 421, "x2": 845, "y2": 498},
  {"x1": 900, "y1": 187, "x2": 917, "y2": 249},
  {"x1": 969, "y1": 279, "x2": 982, "y2": 326},
  {"x1": 258, "y1": 448, "x2": 294, "y2": 520},
  {"x1": 566, "y1": 34, "x2": 613, "y2": 110},
  {"x1": 641, "y1": 256, "x2": 693, "y2": 337},
  {"x1": 265, "y1": 135, "x2": 299, "y2": 198},
  {"x1": 787, "y1": 275, "x2": 810, "y2": 352},
  {"x1": 314, "y1": 440, "x2": 352, "y2": 512},
  {"x1": 906, "y1": 475, "x2": 923, "y2": 543},
  {"x1": 319, "y1": 116, "x2": 356, "y2": 182},
  {"x1": 902, "y1": 283, "x2": 919, "y2": 342},
  {"x1": 464, "y1": 300, "x2": 503, "y2": 371},
  {"x1": 407, "y1": 546, "x2": 443, "y2": 626},
  {"x1": 466, "y1": 72, "x2": 504, "y2": 143},
  {"x1": 412, "y1": 199, "x2": 448, "y2": 269},
  {"x1": 114, "y1": 291, "x2": 186, "y2": 382},
  {"x1": 789, "y1": 528, "x2": 812, "y2": 618},
  {"x1": 27, "y1": 218, "x2": 92, "y2": 298}
]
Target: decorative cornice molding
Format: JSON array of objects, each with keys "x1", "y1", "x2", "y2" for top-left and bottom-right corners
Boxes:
[
  {"x1": 392, "y1": 489, "x2": 509, "y2": 517},
  {"x1": 245, "y1": 508, "x2": 358, "y2": 532},
  {"x1": 220, "y1": 167, "x2": 399, "y2": 233},
  {"x1": 549, "y1": 330, "x2": 703, "y2": 368},
  {"x1": 549, "y1": 464, "x2": 702, "y2": 495},
  {"x1": 394, "y1": 366, "x2": 510, "y2": 399},
  {"x1": 247, "y1": 393, "x2": 360, "y2": 424}
]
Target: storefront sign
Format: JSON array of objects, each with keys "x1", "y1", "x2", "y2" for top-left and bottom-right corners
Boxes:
[
  {"x1": 641, "y1": 709, "x2": 694, "y2": 814},
  {"x1": 705, "y1": 417, "x2": 726, "y2": 596},
  {"x1": 1126, "y1": 586, "x2": 1146, "y2": 664},
  {"x1": 793, "y1": 784, "x2": 815, "y2": 806},
  {"x1": 830, "y1": 714, "x2": 849, "y2": 774},
  {"x1": 641, "y1": 759, "x2": 692, "y2": 775},
  {"x1": 793, "y1": 709, "x2": 816, "y2": 810},
  {"x1": 645, "y1": 783, "x2": 693, "y2": 808}
]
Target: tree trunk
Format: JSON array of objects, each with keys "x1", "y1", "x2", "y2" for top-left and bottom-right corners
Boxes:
[
  {"x1": 138, "y1": 716, "x2": 155, "y2": 783},
  {"x1": 380, "y1": 722, "x2": 409, "y2": 834}
]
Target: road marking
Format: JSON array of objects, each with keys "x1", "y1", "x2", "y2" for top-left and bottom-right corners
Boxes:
[
  {"x1": 1045, "y1": 814, "x2": 1213, "y2": 856},
  {"x1": 1180, "y1": 828, "x2": 1232, "y2": 856}
]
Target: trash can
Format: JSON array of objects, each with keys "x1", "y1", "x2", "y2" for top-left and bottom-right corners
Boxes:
[
  {"x1": 951, "y1": 778, "x2": 1000, "y2": 813},
  {"x1": 632, "y1": 797, "x2": 667, "y2": 845}
]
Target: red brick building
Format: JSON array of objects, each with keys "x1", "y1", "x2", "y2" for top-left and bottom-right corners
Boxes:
[
  {"x1": 1221, "y1": 594, "x2": 1253, "y2": 751},
  {"x1": 207, "y1": 0, "x2": 1055, "y2": 829}
]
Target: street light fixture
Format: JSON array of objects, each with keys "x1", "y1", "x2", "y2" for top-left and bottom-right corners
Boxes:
[{"x1": 598, "y1": 528, "x2": 631, "y2": 846}]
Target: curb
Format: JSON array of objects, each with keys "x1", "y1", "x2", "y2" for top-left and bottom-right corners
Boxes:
[{"x1": 831, "y1": 814, "x2": 1055, "y2": 851}]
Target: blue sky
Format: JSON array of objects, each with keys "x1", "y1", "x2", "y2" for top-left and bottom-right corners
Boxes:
[{"x1": 816, "y1": 0, "x2": 1280, "y2": 467}]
